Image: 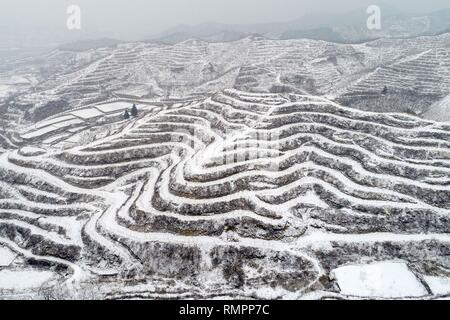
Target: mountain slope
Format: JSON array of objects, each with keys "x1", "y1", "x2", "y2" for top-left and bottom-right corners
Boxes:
[
  {"x1": 3, "y1": 33, "x2": 449, "y2": 128},
  {"x1": 1, "y1": 89, "x2": 449, "y2": 298}
]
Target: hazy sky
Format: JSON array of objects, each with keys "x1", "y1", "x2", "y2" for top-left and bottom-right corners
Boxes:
[{"x1": 0, "y1": 0, "x2": 449, "y2": 45}]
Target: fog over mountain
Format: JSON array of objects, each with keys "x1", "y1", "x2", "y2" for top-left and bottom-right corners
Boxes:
[{"x1": 1, "y1": 0, "x2": 450, "y2": 47}]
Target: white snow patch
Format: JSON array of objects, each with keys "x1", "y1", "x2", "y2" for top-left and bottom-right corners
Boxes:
[
  {"x1": 424, "y1": 94, "x2": 450, "y2": 122},
  {"x1": 52, "y1": 118, "x2": 84, "y2": 128},
  {"x1": 34, "y1": 115, "x2": 75, "y2": 130},
  {"x1": 22, "y1": 117, "x2": 82, "y2": 141},
  {"x1": 249, "y1": 181, "x2": 277, "y2": 189},
  {"x1": 43, "y1": 133, "x2": 71, "y2": 144},
  {"x1": 21, "y1": 125, "x2": 59, "y2": 139},
  {"x1": 298, "y1": 190, "x2": 329, "y2": 208},
  {"x1": 0, "y1": 246, "x2": 16, "y2": 266},
  {"x1": 71, "y1": 108, "x2": 104, "y2": 119},
  {"x1": 19, "y1": 147, "x2": 46, "y2": 157},
  {"x1": 0, "y1": 85, "x2": 15, "y2": 98},
  {"x1": 0, "y1": 270, "x2": 54, "y2": 290},
  {"x1": 424, "y1": 276, "x2": 450, "y2": 296},
  {"x1": 250, "y1": 286, "x2": 298, "y2": 300},
  {"x1": 95, "y1": 102, "x2": 131, "y2": 113},
  {"x1": 331, "y1": 261, "x2": 427, "y2": 298}
]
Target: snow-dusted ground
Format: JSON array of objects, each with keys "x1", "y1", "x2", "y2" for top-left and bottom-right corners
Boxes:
[
  {"x1": 4, "y1": 33, "x2": 450, "y2": 121},
  {"x1": 0, "y1": 84, "x2": 14, "y2": 98},
  {"x1": 1, "y1": 89, "x2": 449, "y2": 299},
  {"x1": 33, "y1": 115, "x2": 76, "y2": 130},
  {"x1": 331, "y1": 262, "x2": 427, "y2": 298},
  {"x1": 0, "y1": 34, "x2": 450, "y2": 299},
  {"x1": 71, "y1": 108, "x2": 104, "y2": 120},
  {"x1": 96, "y1": 102, "x2": 132, "y2": 113},
  {"x1": 424, "y1": 276, "x2": 450, "y2": 296},
  {"x1": 0, "y1": 246, "x2": 16, "y2": 267},
  {"x1": 424, "y1": 94, "x2": 450, "y2": 122},
  {"x1": 0, "y1": 270, "x2": 54, "y2": 291}
]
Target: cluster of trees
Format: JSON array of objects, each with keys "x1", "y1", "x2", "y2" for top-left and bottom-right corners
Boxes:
[{"x1": 124, "y1": 104, "x2": 138, "y2": 120}]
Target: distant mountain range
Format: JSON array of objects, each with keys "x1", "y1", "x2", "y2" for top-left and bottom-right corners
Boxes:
[
  {"x1": 44, "y1": 6, "x2": 450, "y2": 53},
  {"x1": 57, "y1": 38, "x2": 124, "y2": 52},
  {"x1": 151, "y1": 7, "x2": 450, "y2": 44}
]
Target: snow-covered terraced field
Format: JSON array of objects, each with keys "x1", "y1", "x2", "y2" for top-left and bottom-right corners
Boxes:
[
  {"x1": 343, "y1": 48, "x2": 450, "y2": 96},
  {"x1": 8, "y1": 33, "x2": 450, "y2": 126},
  {"x1": 0, "y1": 89, "x2": 449, "y2": 299},
  {"x1": 19, "y1": 101, "x2": 162, "y2": 145}
]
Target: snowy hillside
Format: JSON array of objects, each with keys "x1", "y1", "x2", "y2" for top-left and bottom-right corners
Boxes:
[
  {"x1": 2, "y1": 33, "x2": 450, "y2": 131},
  {"x1": 0, "y1": 89, "x2": 449, "y2": 299}
]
